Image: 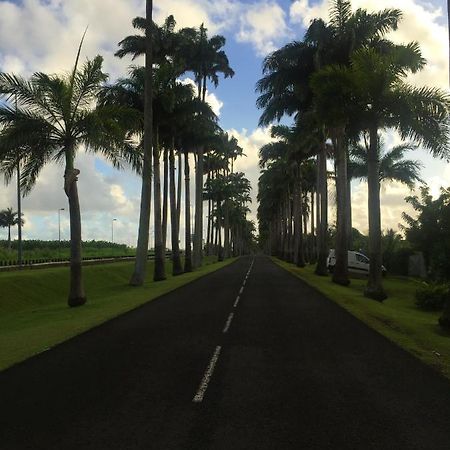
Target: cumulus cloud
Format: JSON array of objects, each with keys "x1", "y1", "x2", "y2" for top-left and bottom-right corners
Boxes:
[
  {"x1": 351, "y1": 181, "x2": 417, "y2": 234},
  {"x1": 290, "y1": 0, "x2": 449, "y2": 88},
  {"x1": 236, "y1": 1, "x2": 292, "y2": 55},
  {"x1": 0, "y1": 0, "x2": 143, "y2": 78}
]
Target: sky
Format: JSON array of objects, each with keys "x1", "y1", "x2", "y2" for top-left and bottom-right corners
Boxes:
[{"x1": 0, "y1": 0, "x2": 449, "y2": 246}]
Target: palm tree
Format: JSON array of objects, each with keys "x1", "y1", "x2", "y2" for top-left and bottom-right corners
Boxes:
[
  {"x1": 179, "y1": 23, "x2": 234, "y2": 268},
  {"x1": 0, "y1": 207, "x2": 23, "y2": 250},
  {"x1": 127, "y1": 0, "x2": 154, "y2": 286},
  {"x1": 117, "y1": 10, "x2": 182, "y2": 285},
  {"x1": 347, "y1": 137, "x2": 423, "y2": 248},
  {"x1": 177, "y1": 98, "x2": 218, "y2": 270},
  {"x1": 0, "y1": 50, "x2": 136, "y2": 306},
  {"x1": 349, "y1": 46, "x2": 449, "y2": 300},
  {"x1": 349, "y1": 138, "x2": 423, "y2": 188},
  {"x1": 116, "y1": 16, "x2": 234, "y2": 271}
]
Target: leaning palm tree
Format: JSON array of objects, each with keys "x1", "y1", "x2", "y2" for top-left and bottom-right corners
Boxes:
[
  {"x1": 0, "y1": 207, "x2": 23, "y2": 250},
  {"x1": 0, "y1": 50, "x2": 136, "y2": 306}
]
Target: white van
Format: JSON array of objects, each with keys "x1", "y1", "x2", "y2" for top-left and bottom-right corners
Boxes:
[{"x1": 327, "y1": 249, "x2": 386, "y2": 276}]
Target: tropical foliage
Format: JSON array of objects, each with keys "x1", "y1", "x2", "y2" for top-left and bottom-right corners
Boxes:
[
  {"x1": 256, "y1": 0, "x2": 450, "y2": 310},
  {"x1": 0, "y1": 6, "x2": 254, "y2": 307}
]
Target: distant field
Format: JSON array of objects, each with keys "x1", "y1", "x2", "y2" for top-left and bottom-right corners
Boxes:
[
  {"x1": 0, "y1": 240, "x2": 135, "y2": 264},
  {"x1": 275, "y1": 259, "x2": 450, "y2": 380},
  {"x1": 0, "y1": 256, "x2": 235, "y2": 371}
]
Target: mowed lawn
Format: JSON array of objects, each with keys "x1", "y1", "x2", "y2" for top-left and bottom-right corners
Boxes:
[
  {"x1": 275, "y1": 259, "x2": 450, "y2": 380},
  {"x1": 0, "y1": 257, "x2": 235, "y2": 371}
]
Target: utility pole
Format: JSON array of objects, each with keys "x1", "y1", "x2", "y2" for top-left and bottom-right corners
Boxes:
[{"x1": 112, "y1": 218, "x2": 117, "y2": 244}]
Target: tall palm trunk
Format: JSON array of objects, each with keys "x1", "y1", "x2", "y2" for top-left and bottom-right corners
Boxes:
[
  {"x1": 169, "y1": 145, "x2": 183, "y2": 275},
  {"x1": 217, "y1": 202, "x2": 223, "y2": 261},
  {"x1": 310, "y1": 190, "x2": 316, "y2": 263},
  {"x1": 332, "y1": 129, "x2": 350, "y2": 286},
  {"x1": 297, "y1": 174, "x2": 306, "y2": 267},
  {"x1": 162, "y1": 146, "x2": 168, "y2": 252},
  {"x1": 17, "y1": 162, "x2": 23, "y2": 265},
  {"x1": 153, "y1": 128, "x2": 166, "y2": 281},
  {"x1": 346, "y1": 177, "x2": 352, "y2": 249},
  {"x1": 184, "y1": 150, "x2": 193, "y2": 272},
  {"x1": 365, "y1": 127, "x2": 387, "y2": 300},
  {"x1": 315, "y1": 154, "x2": 321, "y2": 261},
  {"x1": 176, "y1": 152, "x2": 182, "y2": 231},
  {"x1": 7, "y1": 224, "x2": 11, "y2": 251},
  {"x1": 130, "y1": 0, "x2": 153, "y2": 286},
  {"x1": 293, "y1": 170, "x2": 303, "y2": 266},
  {"x1": 315, "y1": 144, "x2": 328, "y2": 275},
  {"x1": 303, "y1": 204, "x2": 309, "y2": 263},
  {"x1": 224, "y1": 201, "x2": 230, "y2": 258},
  {"x1": 214, "y1": 215, "x2": 219, "y2": 249},
  {"x1": 282, "y1": 198, "x2": 289, "y2": 260},
  {"x1": 287, "y1": 192, "x2": 294, "y2": 262},
  {"x1": 206, "y1": 172, "x2": 212, "y2": 256},
  {"x1": 278, "y1": 204, "x2": 284, "y2": 257},
  {"x1": 64, "y1": 152, "x2": 86, "y2": 307},
  {"x1": 193, "y1": 146, "x2": 204, "y2": 268}
]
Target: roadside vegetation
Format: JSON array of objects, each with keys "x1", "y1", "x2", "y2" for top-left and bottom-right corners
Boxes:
[
  {"x1": 0, "y1": 257, "x2": 235, "y2": 371},
  {"x1": 0, "y1": 240, "x2": 135, "y2": 264},
  {"x1": 275, "y1": 259, "x2": 450, "y2": 380},
  {"x1": 257, "y1": 0, "x2": 450, "y2": 329},
  {"x1": 0, "y1": 2, "x2": 256, "y2": 308}
]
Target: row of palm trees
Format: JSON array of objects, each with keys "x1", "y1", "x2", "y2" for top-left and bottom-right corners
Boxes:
[
  {"x1": 257, "y1": 0, "x2": 450, "y2": 300},
  {"x1": 0, "y1": 3, "x2": 254, "y2": 307}
]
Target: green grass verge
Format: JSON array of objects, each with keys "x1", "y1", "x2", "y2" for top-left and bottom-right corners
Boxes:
[
  {"x1": 274, "y1": 258, "x2": 450, "y2": 379},
  {"x1": 0, "y1": 256, "x2": 236, "y2": 371}
]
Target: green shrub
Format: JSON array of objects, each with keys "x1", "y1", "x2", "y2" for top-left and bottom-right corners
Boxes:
[{"x1": 415, "y1": 283, "x2": 450, "y2": 310}]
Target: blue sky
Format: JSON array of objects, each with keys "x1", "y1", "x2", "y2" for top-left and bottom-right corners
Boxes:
[{"x1": 0, "y1": 0, "x2": 449, "y2": 244}]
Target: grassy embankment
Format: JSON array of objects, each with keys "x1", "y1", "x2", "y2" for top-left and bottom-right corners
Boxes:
[
  {"x1": 274, "y1": 259, "x2": 450, "y2": 379},
  {"x1": 0, "y1": 256, "x2": 235, "y2": 371}
]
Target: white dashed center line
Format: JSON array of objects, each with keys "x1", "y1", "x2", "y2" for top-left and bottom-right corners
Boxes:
[
  {"x1": 223, "y1": 312, "x2": 234, "y2": 333},
  {"x1": 192, "y1": 346, "x2": 222, "y2": 403},
  {"x1": 192, "y1": 259, "x2": 256, "y2": 404}
]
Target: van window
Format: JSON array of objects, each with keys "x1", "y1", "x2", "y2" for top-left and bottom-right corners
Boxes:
[{"x1": 356, "y1": 253, "x2": 369, "y2": 264}]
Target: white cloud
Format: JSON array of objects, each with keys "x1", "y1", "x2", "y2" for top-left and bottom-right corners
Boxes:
[
  {"x1": 0, "y1": 0, "x2": 143, "y2": 79},
  {"x1": 427, "y1": 163, "x2": 450, "y2": 198},
  {"x1": 236, "y1": 1, "x2": 292, "y2": 55},
  {"x1": 351, "y1": 180, "x2": 417, "y2": 234},
  {"x1": 290, "y1": 0, "x2": 449, "y2": 89}
]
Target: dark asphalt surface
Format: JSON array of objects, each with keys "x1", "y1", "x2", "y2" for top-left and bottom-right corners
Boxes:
[{"x1": 1, "y1": 256, "x2": 450, "y2": 449}]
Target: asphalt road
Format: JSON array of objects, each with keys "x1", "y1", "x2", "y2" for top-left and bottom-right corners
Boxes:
[{"x1": 1, "y1": 256, "x2": 450, "y2": 449}]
